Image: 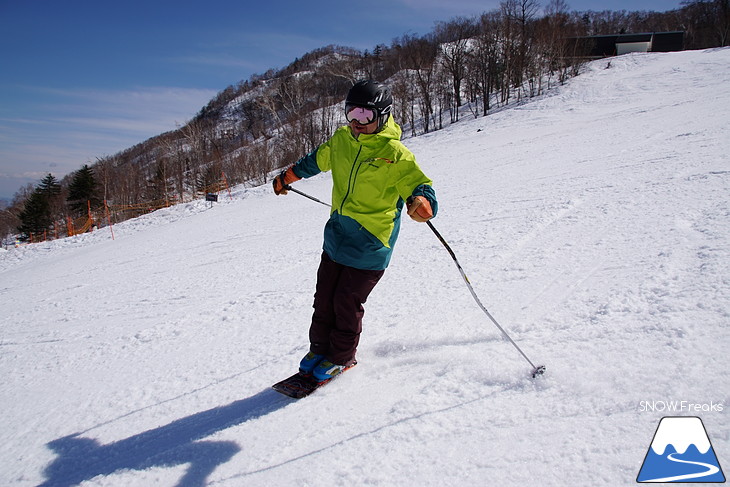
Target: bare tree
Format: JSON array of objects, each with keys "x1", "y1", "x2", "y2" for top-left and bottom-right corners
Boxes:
[
  {"x1": 500, "y1": 0, "x2": 540, "y2": 101},
  {"x1": 435, "y1": 17, "x2": 478, "y2": 121},
  {"x1": 393, "y1": 33, "x2": 440, "y2": 133},
  {"x1": 680, "y1": 0, "x2": 730, "y2": 48},
  {"x1": 536, "y1": 0, "x2": 577, "y2": 87},
  {"x1": 471, "y1": 11, "x2": 503, "y2": 115},
  {"x1": 179, "y1": 118, "x2": 212, "y2": 198},
  {"x1": 390, "y1": 69, "x2": 418, "y2": 136}
]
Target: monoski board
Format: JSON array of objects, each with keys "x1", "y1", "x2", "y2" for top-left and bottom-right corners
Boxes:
[{"x1": 272, "y1": 364, "x2": 355, "y2": 399}]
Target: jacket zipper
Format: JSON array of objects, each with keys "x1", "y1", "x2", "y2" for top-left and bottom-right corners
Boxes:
[{"x1": 340, "y1": 145, "x2": 363, "y2": 213}]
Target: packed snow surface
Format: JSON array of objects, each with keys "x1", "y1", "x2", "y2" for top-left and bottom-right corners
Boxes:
[{"x1": 1, "y1": 49, "x2": 729, "y2": 486}]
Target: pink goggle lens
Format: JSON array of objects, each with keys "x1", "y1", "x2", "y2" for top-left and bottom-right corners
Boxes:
[{"x1": 346, "y1": 106, "x2": 376, "y2": 125}]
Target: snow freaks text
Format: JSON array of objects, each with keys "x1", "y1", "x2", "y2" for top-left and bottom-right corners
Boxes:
[{"x1": 638, "y1": 401, "x2": 724, "y2": 413}]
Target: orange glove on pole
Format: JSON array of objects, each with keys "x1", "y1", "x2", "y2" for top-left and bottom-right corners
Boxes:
[
  {"x1": 273, "y1": 166, "x2": 301, "y2": 195},
  {"x1": 406, "y1": 196, "x2": 433, "y2": 222}
]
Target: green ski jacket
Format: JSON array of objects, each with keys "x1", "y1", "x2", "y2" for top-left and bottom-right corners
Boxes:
[{"x1": 291, "y1": 117, "x2": 437, "y2": 270}]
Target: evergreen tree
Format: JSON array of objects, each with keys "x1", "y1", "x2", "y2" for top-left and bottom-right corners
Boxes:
[
  {"x1": 17, "y1": 190, "x2": 52, "y2": 239},
  {"x1": 67, "y1": 165, "x2": 100, "y2": 216},
  {"x1": 17, "y1": 174, "x2": 62, "y2": 240},
  {"x1": 38, "y1": 173, "x2": 61, "y2": 198}
]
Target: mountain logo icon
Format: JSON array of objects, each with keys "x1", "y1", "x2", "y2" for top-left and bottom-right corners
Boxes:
[{"x1": 637, "y1": 416, "x2": 725, "y2": 483}]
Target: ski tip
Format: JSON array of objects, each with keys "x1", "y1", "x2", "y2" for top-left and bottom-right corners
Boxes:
[{"x1": 531, "y1": 365, "x2": 546, "y2": 378}]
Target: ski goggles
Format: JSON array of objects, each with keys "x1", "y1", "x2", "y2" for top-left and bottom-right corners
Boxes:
[{"x1": 345, "y1": 105, "x2": 377, "y2": 125}]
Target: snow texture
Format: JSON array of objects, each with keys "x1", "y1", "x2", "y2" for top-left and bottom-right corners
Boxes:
[{"x1": 1, "y1": 48, "x2": 729, "y2": 486}]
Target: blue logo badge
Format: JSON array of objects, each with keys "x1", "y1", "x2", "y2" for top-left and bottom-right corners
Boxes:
[{"x1": 637, "y1": 416, "x2": 725, "y2": 483}]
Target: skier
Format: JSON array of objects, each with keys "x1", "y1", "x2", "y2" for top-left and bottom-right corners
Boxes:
[{"x1": 273, "y1": 80, "x2": 438, "y2": 381}]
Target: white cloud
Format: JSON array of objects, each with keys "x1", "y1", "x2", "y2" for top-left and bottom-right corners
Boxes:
[
  {"x1": 0, "y1": 85, "x2": 217, "y2": 198},
  {"x1": 38, "y1": 86, "x2": 217, "y2": 131}
]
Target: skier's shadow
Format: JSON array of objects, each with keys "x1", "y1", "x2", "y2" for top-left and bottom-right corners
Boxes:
[{"x1": 39, "y1": 388, "x2": 291, "y2": 487}]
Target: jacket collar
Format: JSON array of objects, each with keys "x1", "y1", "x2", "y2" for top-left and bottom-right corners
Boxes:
[{"x1": 350, "y1": 116, "x2": 401, "y2": 145}]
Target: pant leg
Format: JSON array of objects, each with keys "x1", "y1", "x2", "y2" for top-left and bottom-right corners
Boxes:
[
  {"x1": 309, "y1": 252, "x2": 342, "y2": 355},
  {"x1": 308, "y1": 252, "x2": 384, "y2": 365},
  {"x1": 328, "y1": 263, "x2": 384, "y2": 365}
]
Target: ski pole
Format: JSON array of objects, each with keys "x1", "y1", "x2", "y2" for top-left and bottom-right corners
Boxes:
[
  {"x1": 426, "y1": 220, "x2": 545, "y2": 378},
  {"x1": 283, "y1": 185, "x2": 545, "y2": 378},
  {"x1": 283, "y1": 185, "x2": 331, "y2": 208}
]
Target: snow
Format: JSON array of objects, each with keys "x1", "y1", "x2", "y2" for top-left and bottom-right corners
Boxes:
[{"x1": 2, "y1": 49, "x2": 729, "y2": 486}]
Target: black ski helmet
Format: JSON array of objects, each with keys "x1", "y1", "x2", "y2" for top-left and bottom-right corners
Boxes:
[{"x1": 346, "y1": 80, "x2": 393, "y2": 130}]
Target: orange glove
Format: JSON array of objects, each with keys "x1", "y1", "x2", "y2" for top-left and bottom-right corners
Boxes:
[
  {"x1": 406, "y1": 196, "x2": 433, "y2": 222},
  {"x1": 273, "y1": 166, "x2": 301, "y2": 195}
]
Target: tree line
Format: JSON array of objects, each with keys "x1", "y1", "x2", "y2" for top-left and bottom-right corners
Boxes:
[{"x1": 2, "y1": 0, "x2": 727, "y2": 244}]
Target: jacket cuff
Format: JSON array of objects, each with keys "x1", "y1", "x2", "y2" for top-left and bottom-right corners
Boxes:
[{"x1": 411, "y1": 184, "x2": 438, "y2": 218}]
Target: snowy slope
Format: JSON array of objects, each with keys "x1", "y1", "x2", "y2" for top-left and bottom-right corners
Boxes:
[{"x1": 1, "y1": 49, "x2": 728, "y2": 487}]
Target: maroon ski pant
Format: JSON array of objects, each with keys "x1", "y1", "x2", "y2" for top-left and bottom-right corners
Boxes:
[{"x1": 309, "y1": 252, "x2": 385, "y2": 365}]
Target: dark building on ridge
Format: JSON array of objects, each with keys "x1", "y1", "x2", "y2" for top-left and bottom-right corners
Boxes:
[{"x1": 568, "y1": 32, "x2": 685, "y2": 59}]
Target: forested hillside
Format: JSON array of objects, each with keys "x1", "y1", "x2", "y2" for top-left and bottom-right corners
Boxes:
[{"x1": 2, "y1": 0, "x2": 727, "y2": 243}]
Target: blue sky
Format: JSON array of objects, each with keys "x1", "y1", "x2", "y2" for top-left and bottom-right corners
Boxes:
[{"x1": 0, "y1": 0, "x2": 683, "y2": 200}]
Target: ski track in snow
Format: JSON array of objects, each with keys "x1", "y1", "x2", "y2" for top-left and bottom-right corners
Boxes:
[{"x1": 1, "y1": 49, "x2": 729, "y2": 486}]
